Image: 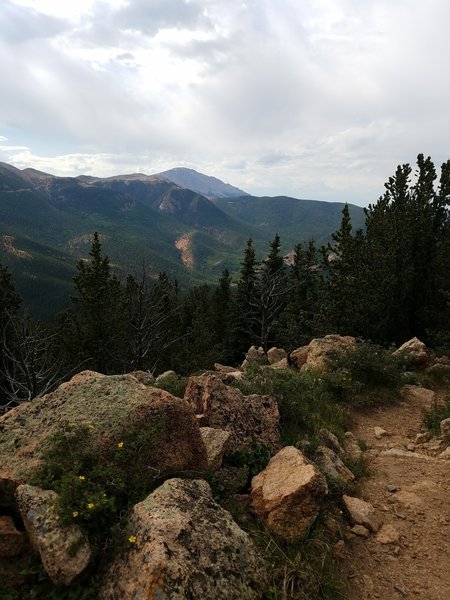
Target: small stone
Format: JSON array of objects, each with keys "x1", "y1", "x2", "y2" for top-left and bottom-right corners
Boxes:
[
  {"x1": 376, "y1": 524, "x2": 400, "y2": 545},
  {"x1": 374, "y1": 427, "x2": 389, "y2": 439},
  {"x1": 351, "y1": 525, "x2": 370, "y2": 537},
  {"x1": 438, "y1": 446, "x2": 450, "y2": 459},
  {"x1": 0, "y1": 515, "x2": 24, "y2": 557},
  {"x1": 319, "y1": 429, "x2": 344, "y2": 454},
  {"x1": 334, "y1": 540, "x2": 348, "y2": 559},
  {"x1": 394, "y1": 583, "x2": 409, "y2": 596},
  {"x1": 200, "y1": 427, "x2": 232, "y2": 470},
  {"x1": 386, "y1": 485, "x2": 399, "y2": 493},
  {"x1": 414, "y1": 432, "x2": 431, "y2": 445},
  {"x1": 342, "y1": 495, "x2": 381, "y2": 533},
  {"x1": 406, "y1": 444, "x2": 416, "y2": 451},
  {"x1": 440, "y1": 418, "x2": 450, "y2": 439}
]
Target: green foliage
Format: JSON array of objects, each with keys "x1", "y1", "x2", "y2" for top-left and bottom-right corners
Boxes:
[
  {"x1": 31, "y1": 420, "x2": 163, "y2": 554},
  {"x1": 234, "y1": 365, "x2": 349, "y2": 450},
  {"x1": 153, "y1": 373, "x2": 188, "y2": 398},
  {"x1": 422, "y1": 395, "x2": 450, "y2": 434},
  {"x1": 324, "y1": 343, "x2": 403, "y2": 407}
]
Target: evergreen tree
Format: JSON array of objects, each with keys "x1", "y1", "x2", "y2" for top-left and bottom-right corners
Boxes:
[
  {"x1": 0, "y1": 263, "x2": 21, "y2": 330},
  {"x1": 211, "y1": 268, "x2": 236, "y2": 363},
  {"x1": 72, "y1": 233, "x2": 125, "y2": 373},
  {"x1": 235, "y1": 239, "x2": 259, "y2": 353}
]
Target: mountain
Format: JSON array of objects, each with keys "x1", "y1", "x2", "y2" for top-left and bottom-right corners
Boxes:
[
  {"x1": 0, "y1": 162, "x2": 365, "y2": 320},
  {"x1": 157, "y1": 167, "x2": 249, "y2": 199}
]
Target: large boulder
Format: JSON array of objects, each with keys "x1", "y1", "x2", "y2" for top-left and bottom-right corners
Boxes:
[
  {"x1": 0, "y1": 371, "x2": 207, "y2": 506},
  {"x1": 241, "y1": 346, "x2": 268, "y2": 369},
  {"x1": 393, "y1": 337, "x2": 429, "y2": 368},
  {"x1": 251, "y1": 446, "x2": 328, "y2": 542},
  {"x1": 100, "y1": 478, "x2": 266, "y2": 600},
  {"x1": 184, "y1": 373, "x2": 279, "y2": 454},
  {"x1": 290, "y1": 335, "x2": 356, "y2": 371},
  {"x1": 16, "y1": 485, "x2": 91, "y2": 585}
]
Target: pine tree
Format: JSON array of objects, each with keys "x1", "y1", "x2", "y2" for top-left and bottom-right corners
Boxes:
[
  {"x1": 72, "y1": 233, "x2": 125, "y2": 372},
  {"x1": 235, "y1": 239, "x2": 259, "y2": 353}
]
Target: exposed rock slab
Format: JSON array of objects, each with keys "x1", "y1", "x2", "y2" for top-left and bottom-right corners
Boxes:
[
  {"x1": 184, "y1": 373, "x2": 279, "y2": 454},
  {"x1": 0, "y1": 371, "x2": 207, "y2": 506},
  {"x1": 100, "y1": 478, "x2": 265, "y2": 600},
  {"x1": 16, "y1": 485, "x2": 91, "y2": 585},
  {"x1": 251, "y1": 446, "x2": 328, "y2": 541}
]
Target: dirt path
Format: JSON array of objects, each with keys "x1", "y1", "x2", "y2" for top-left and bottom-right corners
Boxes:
[{"x1": 343, "y1": 386, "x2": 450, "y2": 600}]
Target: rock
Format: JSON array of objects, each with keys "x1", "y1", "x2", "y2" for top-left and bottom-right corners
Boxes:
[
  {"x1": 241, "y1": 346, "x2": 268, "y2": 369},
  {"x1": 386, "y1": 485, "x2": 399, "y2": 493},
  {"x1": 0, "y1": 515, "x2": 23, "y2": 557},
  {"x1": 214, "y1": 363, "x2": 239, "y2": 374},
  {"x1": 16, "y1": 485, "x2": 91, "y2": 585},
  {"x1": 315, "y1": 446, "x2": 355, "y2": 483},
  {"x1": 0, "y1": 371, "x2": 207, "y2": 506},
  {"x1": 393, "y1": 337, "x2": 429, "y2": 367},
  {"x1": 289, "y1": 345, "x2": 310, "y2": 369},
  {"x1": 380, "y1": 448, "x2": 433, "y2": 461},
  {"x1": 342, "y1": 495, "x2": 381, "y2": 533},
  {"x1": 415, "y1": 432, "x2": 432, "y2": 444},
  {"x1": 438, "y1": 446, "x2": 450, "y2": 459},
  {"x1": 269, "y1": 358, "x2": 290, "y2": 370},
  {"x1": 155, "y1": 370, "x2": 177, "y2": 383},
  {"x1": 184, "y1": 373, "x2": 279, "y2": 454},
  {"x1": 425, "y1": 363, "x2": 450, "y2": 381},
  {"x1": 334, "y1": 540, "x2": 348, "y2": 559},
  {"x1": 267, "y1": 347, "x2": 287, "y2": 365},
  {"x1": 440, "y1": 418, "x2": 450, "y2": 440},
  {"x1": 129, "y1": 370, "x2": 155, "y2": 386},
  {"x1": 376, "y1": 524, "x2": 400, "y2": 545},
  {"x1": 351, "y1": 525, "x2": 370, "y2": 538},
  {"x1": 343, "y1": 432, "x2": 362, "y2": 461},
  {"x1": 319, "y1": 429, "x2": 344, "y2": 454},
  {"x1": 100, "y1": 479, "x2": 265, "y2": 600},
  {"x1": 251, "y1": 446, "x2": 328, "y2": 542},
  {"x1": 374, "y1": 426, "x2": 389, "y2": 439},
  {"x1": 400, "y1": 385, "x2": 435, "y2": 405},
  {"x1": 291, "y1": 335, "x2": 356, "y2": 372},
  {"x1": 200, "y1": 427, "x2": 232, "y2": 470}
]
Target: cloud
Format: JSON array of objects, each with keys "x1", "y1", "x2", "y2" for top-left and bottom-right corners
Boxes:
[{"x1": 0, "y1": 1, "x2": 68, "y2": 43}]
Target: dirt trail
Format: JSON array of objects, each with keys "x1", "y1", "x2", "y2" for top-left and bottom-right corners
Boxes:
[{"x1": 343, "y1": 387, "x2": 450, "y2": 600}]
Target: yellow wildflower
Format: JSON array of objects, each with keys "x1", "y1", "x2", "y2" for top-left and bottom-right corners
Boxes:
[
  {"x1": 128, "y1": 535, "x2": 137, "y2": 544},
  {"x1": 79, "y1": 475, "x2": 85, "y2": 481},
  {"x1": 72, "y1": 511, "x2": 79, "y2": 518},
  {"x1": 117, "y1": 441, "x2": 124, "y2": 448},
  {"x1": 87, "y1": 503, "x2": 95, "y2": 510}
]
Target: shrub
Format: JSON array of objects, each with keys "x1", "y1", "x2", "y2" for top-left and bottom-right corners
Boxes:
[
  {"x1": 422, "y1": 395, "x2": 450, "y2": 435},
  {"x1": 153, "y1": 373, "x2": 188, "y2": 398}
]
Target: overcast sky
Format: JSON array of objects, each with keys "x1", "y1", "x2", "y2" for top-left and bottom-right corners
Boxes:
[{"x1": 1, "y1": 0, "x2": 449, "y2": 206}]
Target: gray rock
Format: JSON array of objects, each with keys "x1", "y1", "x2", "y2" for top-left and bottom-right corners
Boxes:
[
  {"x1": 374, "y1": 426, "x2": 389, "y2": 439},
  {"x1": 315, "y1": 445, "x2": 355, "y2": 483},
  {"x1": 319, "y1": 428, "x2": 344, "y2": 454},
  {"x1": 100, "y1": 479, "x2": 266, "y2": 600},
  {"x1": 16, "y1": 485, "x2": 91, "y2": 585}
]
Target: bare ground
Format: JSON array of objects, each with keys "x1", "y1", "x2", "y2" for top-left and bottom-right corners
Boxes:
[{"x1": 343, "y1": 388, "x2": 450, "y2": 600}]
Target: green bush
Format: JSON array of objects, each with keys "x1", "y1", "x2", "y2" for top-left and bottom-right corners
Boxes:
[
  {"x1": 31, "y1": 419, "x2": 164, "y2": 554},
  {"x1": 422, "y1": 395, "x2": 450, "y2": 434},
  {"x1": 153, "y1": 373, "x2": 188, "y2": 398}
]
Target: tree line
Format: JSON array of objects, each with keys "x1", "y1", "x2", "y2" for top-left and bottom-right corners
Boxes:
[{"x1": 1, "y1": 154, "x2": 449, "y2": 410}]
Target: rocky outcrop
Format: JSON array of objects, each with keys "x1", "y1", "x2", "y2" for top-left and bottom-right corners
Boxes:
[
  {"x1": 100, "y1": 478, "x2": 266, "y2": 600},
  {"x1": 200, "y1": 427, "x2": 232, "y2": 470},
  {"x1": 393, "y1": 337, "x2": 429, "y2": 367},
  {"x1": 184, "y1": 373, "x2": 279, "y2": 454},
  {"x1": 16, "y1": 485, "x2": 91, "y2": 585},
  {"x1": 290, "y1": 335, "x2": 356, "y2": 371},
  {"x1": 0, "y1": 371, "x2": 207, "y2": 506},
  {"x1": 251, "y1": 446, "x2": 328, "y2": 541}
]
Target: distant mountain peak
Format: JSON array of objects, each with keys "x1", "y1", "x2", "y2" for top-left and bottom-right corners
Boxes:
[{"x1": 157, "y1": 167, "x2": 249, "y2": 199}]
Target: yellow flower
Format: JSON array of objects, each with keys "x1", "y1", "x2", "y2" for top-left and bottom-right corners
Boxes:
[
  {"x1": 87, "y1": 503, "x2": 95, "y2": 510},
  {"x1": 79, "y1": 475, "x2": 86, "y2": 481},
  {"x1": 72, "y1": 511, "x2": 79, "y2": 518},
  {"x1": 128, "y1": 535, "x2": 137, "y2": 544},
  {"x1": 117, "y1": 441, "x2": 124, "y2": 448}
]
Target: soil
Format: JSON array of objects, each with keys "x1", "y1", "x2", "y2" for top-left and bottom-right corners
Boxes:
[{"x1": 343, "y1": 387, "x2": 450, "y2": 600}]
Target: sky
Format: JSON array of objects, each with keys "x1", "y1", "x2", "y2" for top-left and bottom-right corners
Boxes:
[{"x1": 0, "y1": 0, "x2": 449, "y2": 206}]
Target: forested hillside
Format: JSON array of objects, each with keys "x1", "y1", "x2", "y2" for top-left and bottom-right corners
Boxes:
[{"x1": 1, "y1": 154, "x2": 448, "y2": 411}]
